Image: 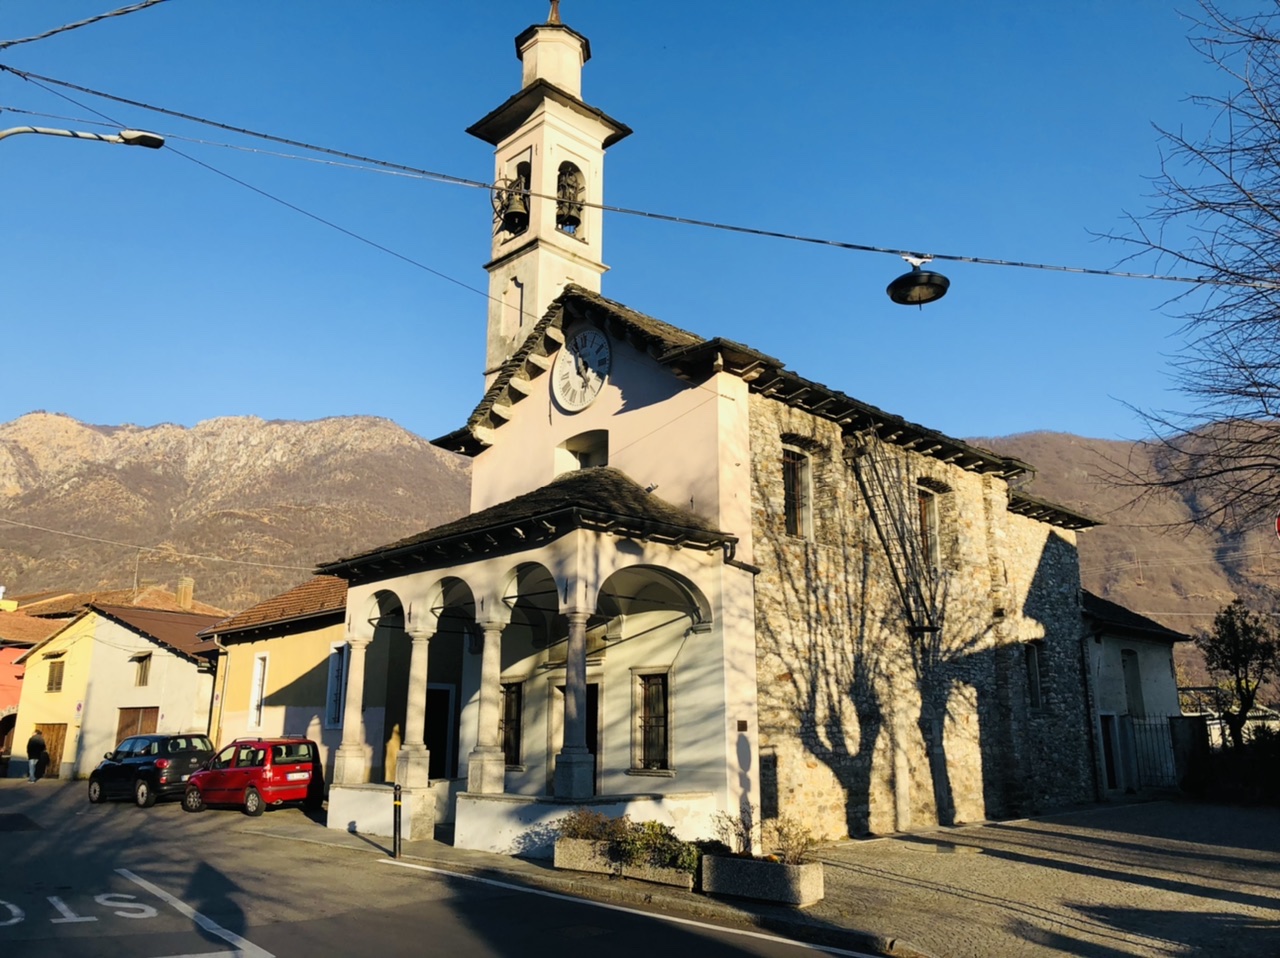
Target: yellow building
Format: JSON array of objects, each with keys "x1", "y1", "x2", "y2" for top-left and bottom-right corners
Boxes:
[{"x1": 204, "y1": 577, "x2": 351, "y2": 784}]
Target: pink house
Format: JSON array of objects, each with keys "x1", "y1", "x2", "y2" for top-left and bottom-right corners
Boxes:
[{"x1": 0, "y1": 610, "x2": 61, "y2": 758}]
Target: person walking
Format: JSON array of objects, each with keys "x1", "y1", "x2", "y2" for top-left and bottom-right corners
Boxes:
[{"x1": 26, "y1": 729, "x2": 46, "y2": 783}]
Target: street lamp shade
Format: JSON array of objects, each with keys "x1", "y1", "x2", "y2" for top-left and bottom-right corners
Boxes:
[
  {"x1": 118, "y1": 130, "x2": 165, "y2": 149},
  {"x1": 887, "y1": 264, "x2": 950, "y2": 306}
]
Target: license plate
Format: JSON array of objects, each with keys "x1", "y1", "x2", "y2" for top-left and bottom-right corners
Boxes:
[{"x1": 285, "y1": 772, "x2": 308, "y2": 782}]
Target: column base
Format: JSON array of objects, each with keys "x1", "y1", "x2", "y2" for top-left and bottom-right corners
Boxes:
[
  {"x1": 395, "y1": 746, "x2": 432, "y2": 789},
  {"x1": 552, "y1": 749, "x2": 595, "y2": 799},
  {"x1": 332, "y1": 744, "x2": 368, "y2": 786},
  {"x1": 466, "y1": 746, "x2": 507, "y2": 794}
]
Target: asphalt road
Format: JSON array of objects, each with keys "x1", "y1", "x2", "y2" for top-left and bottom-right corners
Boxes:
[{"x1": 0, "y1": 780, "x2": 869, "y2": 958}]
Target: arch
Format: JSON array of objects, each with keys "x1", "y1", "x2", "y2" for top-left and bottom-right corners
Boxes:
[
  {"x1": 596, "y1": 564, "x2": 712, "y2": 626},
  {"x1": 501, "y1": 562, "x2": 560, "y2": 647},
  {"x1": 556, "y1": 161, "x2": 585, "y2": 235}
]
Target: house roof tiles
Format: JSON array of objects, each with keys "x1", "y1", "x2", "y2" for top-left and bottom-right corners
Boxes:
[
  {"x1": 0, "y1": 610, "x2": 63, "y2": 647},
  {"x1": 1081, "y1": 590, "x2": 1189, "y2": 643},
  {"x1": 319, "y1": 467, "x2": 732, "y2": 579},
  {"x1": 17, "y1": 586, "x2": 225, "y2": 619},
  {"x1": 92, "y1": 605, "x2": 227, "y2": 660},
  {"x1": 202, "y1": 576, "x2": 347, "y2": 638}
]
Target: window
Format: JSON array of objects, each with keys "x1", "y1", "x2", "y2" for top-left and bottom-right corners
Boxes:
[
  {"x1": 555, "y1": 430, "x2": 608, "y2": 476},
  {"x1": 1025, "y1": 642, "x2": 1044, "y2": 709},
  {"x1": 556, "y1": 161, "x2": 585, "y2": 235},
  {"x1": 500, "y1": 682, "x2": 523, "y2": 767},
  {"x1": 324, "y1": 643, "x2": 349, "y2": 729},
  {"x1": 249, "y1": 654, "x2": 268, "y2": 730},
  {"x1": 1121, "y1": 649, "x2": 1145, "y2": 717},
  {"x1": 639, "y1": 673, "x2": 670, "y2": 770},
  {"x1": 918, "y1": 486, "x2": 940, "y2": 570},
  {"x1": 782, "y1": 447, "x2": 811, "y2": 538},
  {"x1": 46, "y1": 660, "x2": 64, "y2": 693},
  {"x1": 134, "y1": 653, "x2": 152, "y2": 688}
]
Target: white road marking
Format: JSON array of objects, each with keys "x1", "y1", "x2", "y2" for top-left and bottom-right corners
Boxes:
[
  {"x1": 380, "y1": 859, "x2": 881, "y2": 958},
  {"x1": 116, "y1": 868, "x2": 274, "y2": 958}
]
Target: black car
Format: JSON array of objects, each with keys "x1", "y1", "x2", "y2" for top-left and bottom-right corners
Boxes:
[{"x1": 88, "y1": 733, "x2": 215, "y2": 807}]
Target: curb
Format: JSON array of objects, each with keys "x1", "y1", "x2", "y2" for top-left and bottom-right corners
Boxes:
[{"x1": 243, "y1": 822, "x2": 938, "y2": 958}]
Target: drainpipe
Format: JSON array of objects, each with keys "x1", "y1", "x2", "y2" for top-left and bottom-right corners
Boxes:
[{"x1": 211, "y1": 635, "x2": 230, "y2": 746}]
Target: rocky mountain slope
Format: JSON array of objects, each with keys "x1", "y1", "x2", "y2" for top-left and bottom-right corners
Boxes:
[
  {"x1": 975, "y1": 431, "x2": 1280, "y2": 689},
  {"x1": 0, "y1": 413, "x2": 470, "y2": 613},
  {"x1": 2, "y1": 414, "x2": 1270, "y2": 693}
]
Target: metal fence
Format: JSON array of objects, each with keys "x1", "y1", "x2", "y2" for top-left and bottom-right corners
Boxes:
[{"x1": 1124, "y1": 716, "x2": 1180, "y2": 789}]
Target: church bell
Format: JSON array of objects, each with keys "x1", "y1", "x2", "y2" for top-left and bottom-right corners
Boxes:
[{"x1": 502, "y1": 191, "x2": 529, "y2": 234}]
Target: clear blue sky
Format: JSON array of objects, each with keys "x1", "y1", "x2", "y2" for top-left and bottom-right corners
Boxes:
[{"x1": 0, "y1": 1, "x2": 1243, "y2": 444}]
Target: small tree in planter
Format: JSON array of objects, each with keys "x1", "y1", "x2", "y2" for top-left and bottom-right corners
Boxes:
[{"x1": 701, "y1": 812, "x2": 825, "y2": 906}]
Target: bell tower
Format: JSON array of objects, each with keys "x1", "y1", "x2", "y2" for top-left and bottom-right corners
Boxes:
[{"x1": 468, "y1": 2, "x2": 631, "y2": 381}]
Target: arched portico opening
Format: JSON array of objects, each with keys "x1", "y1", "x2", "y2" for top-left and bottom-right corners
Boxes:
[{"x1": 365, "y1": 590, "x2": 407, "y2": 783}]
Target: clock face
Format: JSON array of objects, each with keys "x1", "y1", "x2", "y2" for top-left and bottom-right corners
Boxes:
[{"x1": 552, "y1": 328, "x2": 611, "y2": 412}]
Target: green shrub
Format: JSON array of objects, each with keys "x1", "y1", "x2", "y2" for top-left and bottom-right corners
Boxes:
[
  {"x1": 556, "y1": 810, "x2": 700, "y2": 874},
  {"x1": 556, "y1": 807, "x2": 631, "y2": 843}
]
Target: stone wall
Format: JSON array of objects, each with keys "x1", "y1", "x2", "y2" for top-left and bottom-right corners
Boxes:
[{"x1": 749, "y1": 395, "x2": 1095, "y2": 840}]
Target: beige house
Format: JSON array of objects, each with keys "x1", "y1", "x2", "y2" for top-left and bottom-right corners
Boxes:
[
  {"x1": 11, "y1": 605, "x2": 222, "y2": 780},
  {"x1": 317, "y1": 8, "x2": 1101, "y2": 854},
  {"x1": 203, "y1": 576, "x2": 349, "y2": 777}
]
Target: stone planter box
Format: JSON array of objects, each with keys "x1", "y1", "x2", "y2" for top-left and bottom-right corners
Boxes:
[
  {"x1": 553, "y1": 837, "x2": 617, "y2": 876},
  {"x1": 620, "y1": 862, "x2": 695, "y2": 891},
  {"x1": 701, "y1": 856, "x2": 824, "y2": 907}
]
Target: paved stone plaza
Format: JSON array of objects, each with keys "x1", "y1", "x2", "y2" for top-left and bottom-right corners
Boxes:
[{"x1": 809, "y1": 799, "x2": 1280, "y2": 957}]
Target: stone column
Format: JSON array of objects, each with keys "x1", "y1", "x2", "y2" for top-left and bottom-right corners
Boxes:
[
  {"x1": 395, "y1": 627, "x2": 433, "y2": 788},
  {"x1": 554, "y1": 610, "x2": 594, "y2": 798},
  {"x1": 466, "y1": 621, "x2": 507, "y2": 794},
  {"x1": 331, "y1": 634, "x2": 371, "y2": 786}
]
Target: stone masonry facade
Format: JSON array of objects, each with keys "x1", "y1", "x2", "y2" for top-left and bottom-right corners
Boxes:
[{"x1": 749, "y1": 394, "x2": 1095, "y2": 839}]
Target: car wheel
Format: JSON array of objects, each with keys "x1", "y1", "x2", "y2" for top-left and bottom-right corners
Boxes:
[
  {"x1": 88, "y1": 778, "x2": 106, "y2": 804},
  {"x1": 243, "y1": 786, "x2": 264, "y2": 817},
  {"x1": 133, "y1": 777, "x2": 157, "y2": 808},
  {"x1": 182, "y1": 787, "x2": 206, "y2": 813}
]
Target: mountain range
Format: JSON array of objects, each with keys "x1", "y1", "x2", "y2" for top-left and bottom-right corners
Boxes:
[{"x1": 4, "y1": 413, "x2": 1273, "y2": 691}]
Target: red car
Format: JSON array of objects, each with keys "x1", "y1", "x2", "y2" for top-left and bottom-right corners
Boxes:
[{"x1": 183, "y1": 737, "x2": 324, "y2": 816}]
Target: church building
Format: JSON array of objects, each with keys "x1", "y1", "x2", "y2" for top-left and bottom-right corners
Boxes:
[{"x1": 319, "y1": 5, "x2": 1099, "y2": 854}]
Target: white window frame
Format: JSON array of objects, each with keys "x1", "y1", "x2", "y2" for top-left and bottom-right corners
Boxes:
[
  {"x1": 324, "y1": 642, "x2": 350, "y2": 729},
  {"x1": 629, "y1": 666, "x2": 675, "y2": 776},
  {"x1": 248, "y1": 653, "x2": 269, "y2": 731}
]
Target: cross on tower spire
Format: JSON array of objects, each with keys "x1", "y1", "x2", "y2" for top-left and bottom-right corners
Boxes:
[{"x1": 548, "y1": 1, "x2": 561, "y2": 24}]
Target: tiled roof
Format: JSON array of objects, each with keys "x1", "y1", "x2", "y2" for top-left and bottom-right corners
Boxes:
[
  {"x1": 18, "y1": 586, "x2": 226, "y2": 619},
  {"x1": 202, "y1": 576, "x2": 347, "y2": 638},
  {"x1": 432, "y1": 285, "x2": 1095, "y2": 531},
  {"x1": 92, "y1": 605, "x2": 227, "y2": 661},
  {"x1": 0, "y1": 610, "x2": 62, "y2": 647},
  {"x1": 1081, "y1": 591, "x2": 1189, "y2": 643},
  {"x1": 319, "y1": 467, "x2": 733, "y2": 581}
]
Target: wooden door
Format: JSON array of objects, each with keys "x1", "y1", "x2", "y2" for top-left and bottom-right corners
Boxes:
[
  {"x1": 116, "y1": 707, "x2": 159, "y2": 744},
  {"x1": 35, "y1": 723, "x2": 67, "y2": 778}
]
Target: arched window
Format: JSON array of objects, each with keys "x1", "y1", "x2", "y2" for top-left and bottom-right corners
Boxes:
[
  {"x1": 556, "y1": 162, "x2": 585, "y2": 236},
  {"x1": 782, "y1": 445, "x2": 812, "y2": 538},
  {"x1": 555, "y1": 430, "x2": 608, "y2": 475}
]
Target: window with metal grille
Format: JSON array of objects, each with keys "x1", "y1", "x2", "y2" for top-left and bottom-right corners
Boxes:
[
  {"x1": 134, "y1": 653, "x2": 151, "y2": 688},
  {"x1": 1025, "y1": 642, "x2": 1045, "y2": 709},
  {"x1": 500, "y1": 682, "x2": 522, "y2": 766},
  {"x1": 782, "y1": 447, "x2": 811, "y2": 538},
  {"x1": 640, "y1": 673, "x2": 669, "y2": 770},
  {"x1": 46, "y1": 660, "x2": 64, "y2": 693},
  {"x1": 918, "y1": 487, "x2": 940, "y2": 570},
  {"x1": 324, "y1": 643, "x2": 348, "y2": 729}
]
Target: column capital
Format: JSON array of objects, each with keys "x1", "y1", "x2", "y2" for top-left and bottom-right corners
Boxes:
[
  {"x1": 406, "y1": 626, "x2": 433, "y2": 643},
  {"x1": 564, "y1": 609, "x2": 591, "y2": 626},
  {"x1": 477, "y1": 619, "x2": 507, "y2": 636},
  {"x1": 344, "y1": 633, "x2": 372, "y2": 649}
]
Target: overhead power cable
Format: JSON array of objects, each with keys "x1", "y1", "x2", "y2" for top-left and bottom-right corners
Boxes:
[
  {"x1": 0, "y1": 0, "x2": 171, "y2": 51},
  {"x1": 0, "y1": 517, "x2": 314, "y2": 571},
  {"x1": 2, "y1": 63, "x2": 1274, "y2": 290}
]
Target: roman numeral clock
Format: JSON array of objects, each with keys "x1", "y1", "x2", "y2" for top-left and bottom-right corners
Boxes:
[{"x1": 552, "y1": 328, "x2": 611, "y2": 412}]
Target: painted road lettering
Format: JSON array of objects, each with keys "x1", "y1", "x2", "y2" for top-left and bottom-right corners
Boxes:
[{"x1": 0, "y1": 892, "x2": 159, "y2": 924}]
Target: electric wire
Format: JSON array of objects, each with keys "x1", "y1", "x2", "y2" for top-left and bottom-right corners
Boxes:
[
  {"x1": 0, "y1": 0, "x2": 171, "y2": 51},
  {"x1": 2, "y1": 63, "x2": 1274, "y2": 290},
  {"x1": 0, "y1": 517, "x2": 314, "y2": 572}
]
